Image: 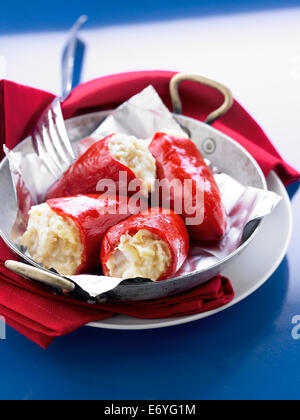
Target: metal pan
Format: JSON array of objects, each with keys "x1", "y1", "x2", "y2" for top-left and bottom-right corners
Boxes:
[{"x1": 0, "y1": 74, "x2": 267, "y2": 301}]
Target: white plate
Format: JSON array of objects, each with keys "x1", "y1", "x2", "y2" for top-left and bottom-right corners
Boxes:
[{"x1": 88, "y1": 171, "x2": 292, "y2": 330}]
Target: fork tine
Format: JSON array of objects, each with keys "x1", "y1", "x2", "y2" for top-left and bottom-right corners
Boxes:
[
  {"x1": 47, "y1": 108, "x2": 72, "y2": 169},
  {"x1": 32, "y1": 129, "x2": 60, "y2": 179},
  {"x1": 41, "y1": 120, "x2": 65, "y2": 175},
  {"x1": 52, "y1": 99, "x2": 76, "y2": 162}
]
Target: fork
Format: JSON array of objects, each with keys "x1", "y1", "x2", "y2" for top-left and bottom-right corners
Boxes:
[{"x1": 32, "y1": 15, "x2": 88, "y2": 178}]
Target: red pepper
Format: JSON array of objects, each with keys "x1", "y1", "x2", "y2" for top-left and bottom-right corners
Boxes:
[
  {"x1": 47, "y1": 194, "x2": 134, "y2": 274},
  {"x1": 149, "y1": 133, "x2": 227, "y2": 242},
  {"x1": 46, "y1": 134, "x2": 142, "y2": 199},
  {"x1": 101, "y1": 208, "x2": 189, "y2": 281}
]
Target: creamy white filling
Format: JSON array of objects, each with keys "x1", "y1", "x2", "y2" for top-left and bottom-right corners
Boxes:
[
  {"x1": 106, "y1": 229, "x2": 171, "y2": 281},
  {"x1": 108, "y1": 134, "x2": 156, "y2": 195},
  {"x1": 20, "y1": 203, "x2": 83, "y2": 276}
]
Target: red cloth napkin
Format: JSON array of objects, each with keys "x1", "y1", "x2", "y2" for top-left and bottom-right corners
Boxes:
[
  {"x1": 0, "y1": 71, "x2": 299, "y2": 349},
  {"x1": 0, "y1": 258, "x2": 234, "y2": 349}
]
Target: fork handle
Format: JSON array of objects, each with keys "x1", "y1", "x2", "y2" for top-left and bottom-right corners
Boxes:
[{"x1": 61, "y1": 15, "x2": 88, "y2": 101}]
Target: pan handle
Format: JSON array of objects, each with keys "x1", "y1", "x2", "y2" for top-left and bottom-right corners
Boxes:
[
  {"x1": 169, "y1": 73, "x2": 234, "y2": 125},
  {"x1": 5, "y1": 260, "x2": 75, "y2": 292}
]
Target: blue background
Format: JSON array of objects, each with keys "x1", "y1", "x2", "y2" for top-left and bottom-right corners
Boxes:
[
  {"x1": 1, "y1": 0, "x2": 300, "y2": 34},
  {"x1": 1, "y1": 0, "x2": 300, "y2": 401}
]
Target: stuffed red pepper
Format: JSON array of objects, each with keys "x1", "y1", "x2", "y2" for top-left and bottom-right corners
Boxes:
[
  {"x1": 101, "y1": 208, "x2": 189, "y2": 282},
  {"x1": 47, "y1": 133, "x2": 156, "y2": 199},
  {"x1": 149, "y1": 132, "x2": 227, "y2": 242},
  {"x1": 20, "y1": 194, "x2": 135, "y2": 276}
]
